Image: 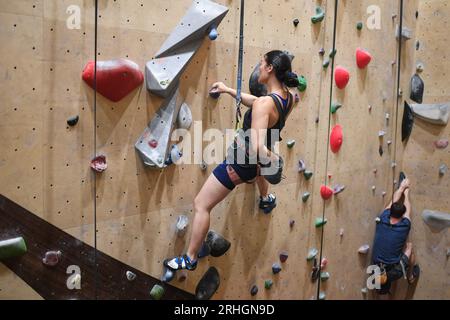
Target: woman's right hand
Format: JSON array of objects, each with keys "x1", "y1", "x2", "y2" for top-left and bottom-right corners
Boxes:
[{"x1": 210, "y1": 82, "x2": 230, "y2": 94}]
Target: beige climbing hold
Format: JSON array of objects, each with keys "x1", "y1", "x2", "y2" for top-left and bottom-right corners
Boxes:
[
  {"x1": 358, "y1": 244, "x2": 370, "y2": 254},
  {"x1": 410, "y1": 103, "x2": 449, "y2": 126},
  {"x1": 422, "y1": 210, "x2": 450, "y2": 232}
]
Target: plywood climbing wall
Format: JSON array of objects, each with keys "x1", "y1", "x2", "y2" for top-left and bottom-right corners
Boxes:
[{"x1": 0, "y1": 0, "x2": 448, "y2": 300}]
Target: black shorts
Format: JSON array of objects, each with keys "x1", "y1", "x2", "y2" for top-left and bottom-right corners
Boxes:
[{"x1": 378, "y1": 254, "x2": 410, "y2": 294}]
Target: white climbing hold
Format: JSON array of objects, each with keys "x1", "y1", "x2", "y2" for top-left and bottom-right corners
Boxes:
[
  {"x1": 385, "y1": 113, "x2": 390, "y2": 120},
  {"x1": 372, "y1": 186, "x2": 376, "y2": 191},
  {"x1": 361, "y1": 287, "x2": 368, "y2": 294},
  {"x1": 410, "y1": 103, "x2": 449, "y2": 126},
  {"x1": 373, "y1": 169, "x2": 377, "y2": 174},
  {"x1": 378, "y1": 130, "x2": 386, "y2": 137},
  {"x1": 439, "y1": 164, "x2": 448, "y2": 176},
  {"x1": 375, "y1": 217, "x2": 381, "y2": 223},
  {"x1": 176, "y1": 215, "x2": 189, "y2": 237},
  {"x1": 368, "y1": 105, "x2": 372, "y2": 112},
  {"x1": 392, "y1": 162, "x2": 397, "y2": 168},
  {"x1": 200, "y1": 160, "x2": 207, "y2": 171},
  {"x1": 422, "y1": 210, "x2": 450, "y2": 232},
  {"x1": 387, "y1": 140, "x2": 392, "y2": 146},
  {"x1": 307, "y1": 248, "x2": 318, "y2": 261},
  {"x1": 339, "y1": 228, "x2": 344, "y2": 237},
  {"x1": 381, "y1": 191, "x2": 387, "y2": 197},
  {"x1": 126, "y1": 271, "x2": 137, "y2": 281},
  {"x1": 177, "y1": 102, "x2": 193, "y2": 130},
  {"x1": 358, "y1": 244, "x2": 370, "y2": 254},
  {"x1": 416, "y1": 63, "x2": 424, "y2": 73}
]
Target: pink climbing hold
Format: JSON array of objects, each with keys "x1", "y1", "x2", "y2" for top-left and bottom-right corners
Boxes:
[
  {"x1": 91, "y1": 155, "x2": 107, "y2": 172},
  {"x1": 334, "y1": 66, "x2": 350, "y2": 89},
  {"x1": 356, "y1": 48, "x2": 372, "y2": 69},
  {"x1": 330, "y1": 125, "x2": 343, "y2": 153},
  {"x1": 42, "y1": 250, "x2": 62, "y2": 267},
  {"x1": 320, "y1": 185, "x2": 334, "y2": 200},
  {"x1": 82, "y1": 58, "x2": 144, "y2": 102},
  {"x1": 435, "y1": 139, "x2": 449, "y2": 149},
  {"x1": 320, "y1": 257, "x2": 328, "y2": 269},
  {"x1": 149, "y1": 139, "x2": 158, "y2": 148}
]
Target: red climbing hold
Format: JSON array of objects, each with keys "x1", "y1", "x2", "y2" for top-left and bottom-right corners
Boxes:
[
  {"x1": 320, "y1": 185, "x2": 333, "y2": 200},
  {"x1": 330, "y1": 125, "x2": 343, "y2": 153},
  {"x1": 356, "y1": 48, "x2": 372, "y2": 69},
  {"x1": 334, "y1": 66, "x2": 350, "y2": 89},
  {"x1": 82, "y1": 59, "x2": 144, "y2": 102},
  {"x1": 149, "y1": 139, "x2": 158, "y2": 148}
]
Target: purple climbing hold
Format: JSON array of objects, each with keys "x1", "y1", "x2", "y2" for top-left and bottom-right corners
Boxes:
[
  {"x1": 289, "y1": 219, "x2": 295, "y2": 228},
  {"x1": 279, "y1": 251, "x2": 289, "y2": 263},
  {"x1": 42, "y1": 250, "x2": 62, "y2": 267},
  {"x1": 272, "y1": 263, "x2": 282, "y2": 274},
  {"x1": 250, "y1": 285, "x2": 259, "y2": 296},
  {"x1": 319, "y1": 48, "x2": 325, "y2": 56},
  {"x1": 209, "y1": 90, "x2": 221, "y2": 99}
]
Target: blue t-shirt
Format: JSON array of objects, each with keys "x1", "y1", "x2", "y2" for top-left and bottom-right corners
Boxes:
[{"x1": 372, "y1": 209, "x2": 411, "y2": 265}]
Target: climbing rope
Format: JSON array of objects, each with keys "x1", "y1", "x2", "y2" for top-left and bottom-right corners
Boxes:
[
  {"x1": 93, "y1": 0, "x2": 99, "y2": 299},
  {"x1": 317, "y1": 0, "x2": 339, "y2": 301},
  {"x1": 235, "y1": 0, "x2": 245, "y2": 130},
  {"x1": 392, "y1": 0, "x2": 404, "y2": 196}
]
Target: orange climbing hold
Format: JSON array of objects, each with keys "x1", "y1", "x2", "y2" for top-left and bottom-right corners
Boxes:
[
  {"x1": 356, "y1": 48, "x2": 372, "y2": 69},
  {"x1": 321, "y1": 185, "x2": 333, "y2": 200},
  {"x1": 334, "y1": 66, "x2": 350, "y2": 89},
  {"x1": 330, "y1": 125, "x2": 343, "y2": 153}
]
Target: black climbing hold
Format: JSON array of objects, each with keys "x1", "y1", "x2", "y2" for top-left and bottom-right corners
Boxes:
[
  {"x1": 415, "y1": 11, "x2": 419, "y2": 19},
  {"x1": 195, "y1": 266, "x2": 220, "y2": 300},
  {"x1": 311, "y1": 258, "x2": 320, "y2": 282},
  {"x1": 398, "y1": 172, "x2": 406, "y2": 189},
  {"x1": 416, "y1": 40, "x2": 420, "y2": 51},
  {"x1": 402, "y1": 101, "x2": 414, "y2": 142},
  {"x1": 197, "y1": 241, "x2": 211, "y2": 259},
  {"x1": 357, "y1": 22, "x2": 363, "y2": 30},
  {"x1": 293, "y1": 18, "x2": 299, "y2": 27},
  {"x1": 205, "y1": 230, "x2": 230, "y2": 257},
  {"x1": 67, "y1": 115, "x2": 79, "y2": 126},
  {"x1": 250, "y1": 285, "x2": 258, "y2": 296},
  {"x1": 410, "y1": 74, "x2": 424, "y2": 103},
  {"x1": 379, "y1": 145, "x2": 384, "y2": 157},
  {"x1": 249, "y1": 63, "x2": 268, "y2": 97}
]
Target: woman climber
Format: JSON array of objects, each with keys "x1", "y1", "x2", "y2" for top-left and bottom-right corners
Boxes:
[{"x1": 164, "y1": 50, "x2": 300, "y2": 271}]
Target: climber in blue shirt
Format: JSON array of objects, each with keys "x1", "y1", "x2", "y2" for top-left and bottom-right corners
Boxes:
[{"x1": 372, "y1": 176, "x2": 420, "y2": 295}]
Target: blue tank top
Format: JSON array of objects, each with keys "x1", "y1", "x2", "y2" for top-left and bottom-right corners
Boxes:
[{"x1": 372, "y1": 209, "x2": 411, "y2": 265}]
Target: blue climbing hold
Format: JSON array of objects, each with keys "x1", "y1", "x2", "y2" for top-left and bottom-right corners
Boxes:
[{"x1": 209, "y1": 26, "x2": 218, "y2": 40}]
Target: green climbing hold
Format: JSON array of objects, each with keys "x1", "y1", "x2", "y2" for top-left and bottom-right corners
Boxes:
[
  {"x1": 323, "y1": 59, "x2": 330, "y2": 69},
  {"x1": 0, "y1": 237, "x2": 27, "y2": 260},
  {"x1": 329, "y1": 49, "x2": 337, "y2": 59},
  {"x1": 307, "y1": 248, "x2": 318, "y2": 261},
  {"x1": 315, "y1": 217, "x2": 327, "y2": 228},
  {"x1": 265, "y1": 279, "x2": 273, "y2": 289},
  {"x1": 320, "y1": 272, "x2": 330, "y2": 281},
  {"x1": 150, "y1": 284, "x2": 164, "y2": 300},
  {"x1": 303, "y1": 170, "x2": 313, "y2": 180},
  {"x1": 287, "y1": 140, "x2": 296, "y2": 148},
  {"x1": 302, "y1": 192, "x2": 311, "y2": 203},
  {"x1": 331, "y1": 102, "x2": 342, "y2": 114},
  {"x1": 311, "y1": 6, "x2": 325, "y2": 24},
  {"x1": 297, "y1": 75, "x2": 307, "y2": 92},
  {"x1": 357, "y1": 22, "x2": 363, "y2": 30}
]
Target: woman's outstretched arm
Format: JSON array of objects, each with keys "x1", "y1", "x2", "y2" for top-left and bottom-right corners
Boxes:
[{"x1": 210, "y1": 81, "x2": 258, "y2": 108}]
